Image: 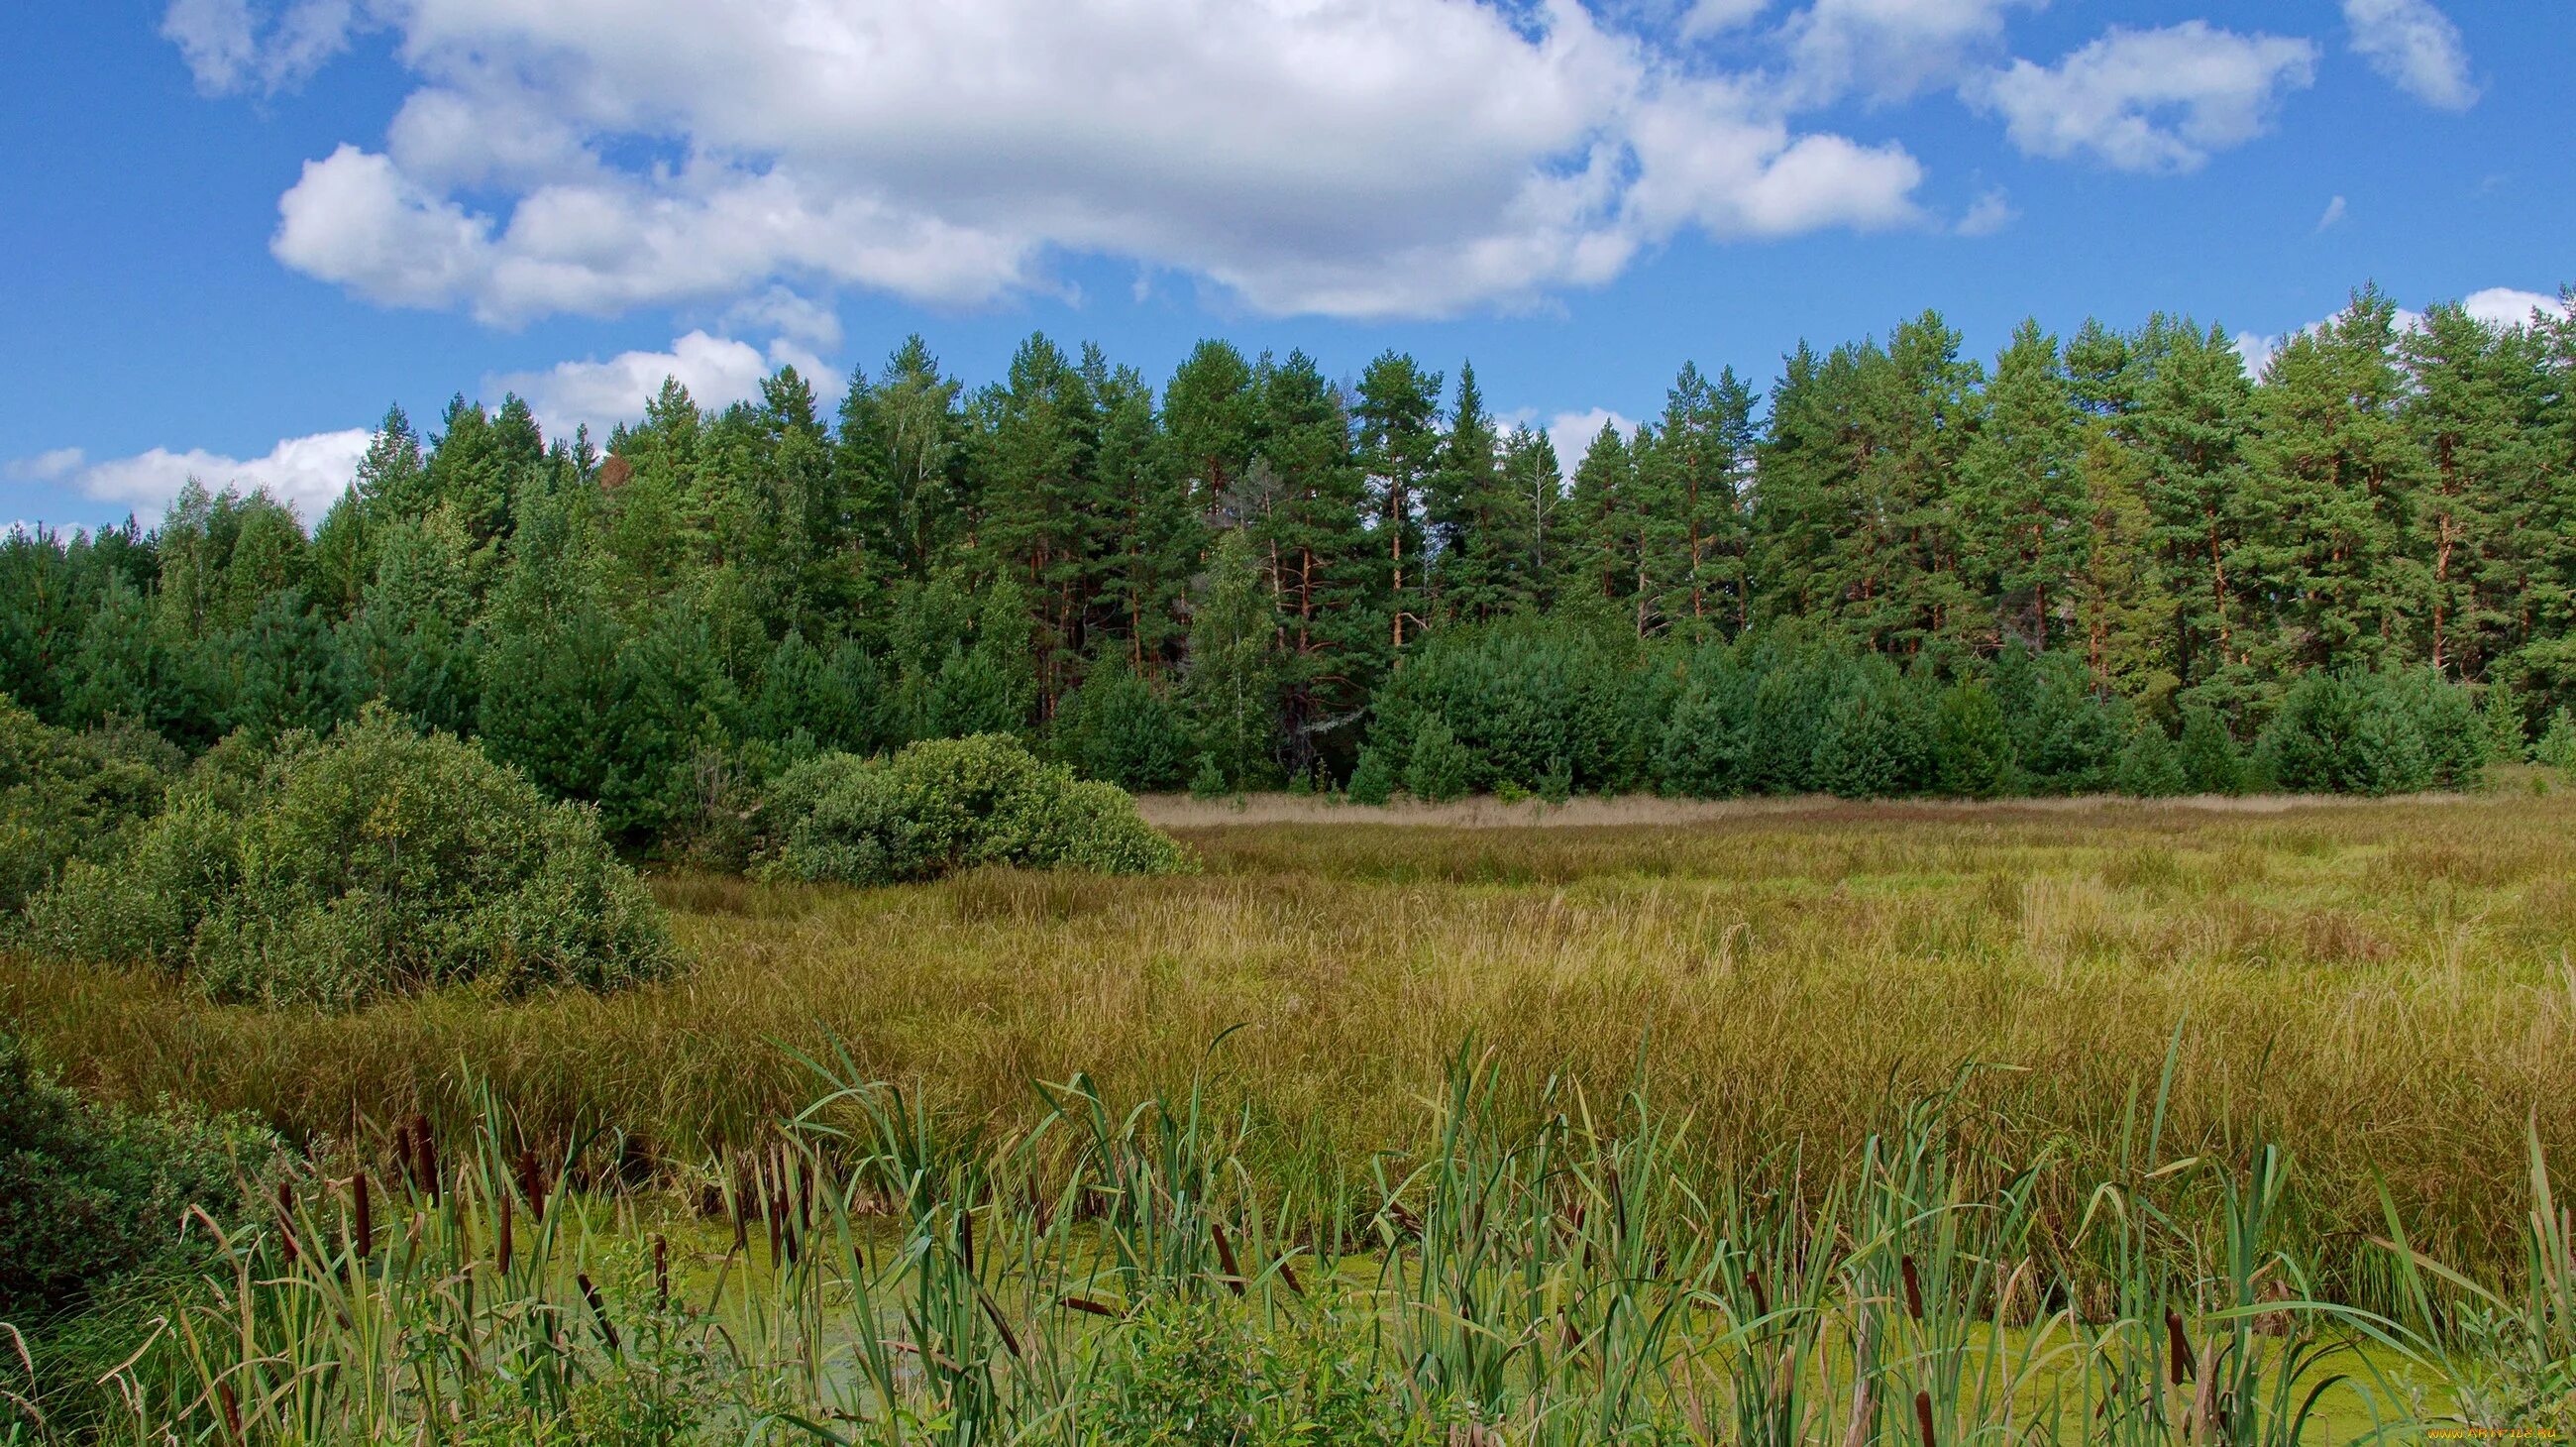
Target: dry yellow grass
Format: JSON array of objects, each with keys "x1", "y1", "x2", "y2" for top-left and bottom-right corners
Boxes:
[{"x1": 5, "y1": 789, "x2": 2572, "y2": 1296}]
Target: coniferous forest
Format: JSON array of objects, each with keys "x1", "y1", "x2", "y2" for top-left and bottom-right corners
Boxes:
[{"x1": 9, "y1": 284, "x2": 2575, "y2": 852}]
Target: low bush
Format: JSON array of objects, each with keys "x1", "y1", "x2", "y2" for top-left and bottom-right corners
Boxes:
[
  {"x1": 761, "y1": 733, "x2": 1194, "y2": 886},
  {"x1": 0, "y1": 696, "x2": 181, "y2": 914},
  {"x1": 1, "y1": 1033, "x2": 275, "y2": 1323},
  {"x1": 19, "y1": 708, "x2": 679, "y2": 1008}
]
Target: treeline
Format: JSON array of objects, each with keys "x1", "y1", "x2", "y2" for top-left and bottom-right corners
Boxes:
[{"x1": 5, "y1": 283, "x2": 2573, "y2": 844}]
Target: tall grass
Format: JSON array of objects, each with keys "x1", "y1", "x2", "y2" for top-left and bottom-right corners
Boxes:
[
  {"x1": 23, "y1": 1044, "x2": 2558, "y2": 1444},
  {"x1": 3, "y1": 794, "x2": 2570, "y2": 1311}
]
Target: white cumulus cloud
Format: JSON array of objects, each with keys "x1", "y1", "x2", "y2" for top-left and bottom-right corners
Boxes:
[
  {"x1": 487, "y1": 331, "x2": 831, "y2": 442},
  {"x1": 1974, "y1": 22, "x2": 2318, "y2": 174},
  {"x1": 209, "y1": 0, "x2": 1942, "y2": 323},
  {"x1": 2342, "y1": 0, "x2": 2477, "y2": 110},
  {"x1": 1545, "y1": 407, "x2": 1644, "y2": 472},
  {"x1": 7, "y1": 431, "x2": 371, "y2": 523}
]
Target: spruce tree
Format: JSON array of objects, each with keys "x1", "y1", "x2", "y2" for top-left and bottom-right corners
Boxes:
[{"x1": 1183, "y1": 529, "x2": 1280, "y2": 791}]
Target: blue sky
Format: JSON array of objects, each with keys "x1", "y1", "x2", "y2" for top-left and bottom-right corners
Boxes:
[{"x1": 2, "y1": 0, "x2": 2566, "y2": 530}]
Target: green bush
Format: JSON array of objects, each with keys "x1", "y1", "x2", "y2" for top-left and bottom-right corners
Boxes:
[
  {"x1": 2176, "y1": 707, "x2": 2245, "y2": 795},
  {"x1": 1, "y1": 1033, "x2": 276, "y2": 1322},
  {"x1": 2535, "y1": 707, "x2": 2576, "y2": 773},
  {"x1": 0, "y1": 697, "x2": 182, "y2": 915},
  {"x1": 2112, "y1": 723, "x2": 2188, "y2": 798},
  {"x1": 1345, "y1": 746, "x2": 1395, "y2": 807},
  {"x1": 2259, "y1": 670, "x2": 2436, "y2": 796},
  {"x1": 1401, "y1": 717, "x2": 1472, "y2": 804},
  {"x1": 20, "y1": 708, "x2": 679, "y2": 1008},
  {"x1": 761, "y1": 733, "x2": 1193, "y2": 886},
  {"x1": 1933, "y1": 681, "x2": 2014, "y2": 799},
  {"x1": 1089, "y1": 1294, "x2": 1439, "y2": 1447},
  {"x1": 1054, "y1": 658, "x2": 1190, "y2": 793}
]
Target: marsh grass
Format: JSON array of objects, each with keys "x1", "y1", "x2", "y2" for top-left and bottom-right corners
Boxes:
[
  {"x1": 2, "y1": 794, "x2": 2571, "y2": 1314},
  {"x1": 16, "y1": 1045, "x2": 2541, "y2": 1444}
]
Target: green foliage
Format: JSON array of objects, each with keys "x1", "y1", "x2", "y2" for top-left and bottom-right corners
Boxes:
[
  {"x1": 763, "y1": 733, "x2": 1193, "y2": 885},
  {"x1": 0, "y1": 1034, "x2": 275, "y2": 1321},
  {"x1": 1401, "y1": 717, "x2": 1472, "y2": 803},
  {"x1": 2112, "y1": 722, "x2": 2189, "y2": 798},
  {"x1": 2482, "y1": 677, "x2": 2530, "y2": 764},
  {"x1": 2537, "y1": 708, "x2": 2576, "y2": 772},
  {"x1": 2259, "y1": 670, "x2": 2437, "y2": 797},
  {"x1": 1183, "y1": 531, "x2": 1279, "y2": 792},
  {"x1": 1088, "y1": 1295, "x2": 1437, "y2": 1447},
  {"x1": 2177, "y1": 707, "x2": 2246, "y2": 795},
  {"x1": 1810, "y1": 658, "x2": 1931, "y2": 799},
  {"x1": 2395, "y1": 667, "x2": 2492, "y2": 789},
  {"x1": 1933, "y1": 681, "x2": 2014, "y2": 799},
  {"x1": 1053, "y1": 656, "x2": 1189, "y2": 793},
  {"x1": 21, "y1": 709, "x2": 678, "y2": 1007},
  {"x1": 1655, "y1": 654, "x2": 1754, "y2": 798},
  {"x1": 0, "y1": 698, "x2": 180, "y2": 914},
  {"x1": 1345, "y1": 745, "x2": 1395, "y2": 806}
]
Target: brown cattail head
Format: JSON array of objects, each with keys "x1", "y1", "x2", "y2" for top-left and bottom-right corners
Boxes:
[
  {"x1": 217, "y1": 1380, "x2": 244, "y2": 1442},
  {"x1": 496, "y1": 1192, "x2": 514, "y2": 1276},
  {"x1": 1211, "y1": 1220, "x2": 1246, "y2": 1295},
  {"x1": 352, "y1": 1171, "x2": 375, "y2": 1258},
  {"x1": 275, "y1": 1180, "x2": 299, "y2": 1266},
  {"x1": 1913, "y1": 1390, "x2": 1937, "y2": 1447},
  {"x1": 1901, "y1": 1254, "x2": 1926, "y2": 1321},
  {"x1": 2165, "y1": 1308, "x2": 2196, "y2": 1384},
  {"x1": 652, "y1": 1233, "x2": 670, "y2": 1309},
  {"x1": 516, "y1": 1149, "x2": 546, "y2": 1223},
  {"x1": 414, "y1": 1115, "x2": 440, "y2": 1204},
  {"x1": 1746, "y1": 1270, "x2": 1771, "y2": 1320},
  {"x1": 577, "y1": 1272, "x2": 619, "y2": 1352},
  {"x1": 391, "y1": 1119, "x2": 414, "y2": 1187}
]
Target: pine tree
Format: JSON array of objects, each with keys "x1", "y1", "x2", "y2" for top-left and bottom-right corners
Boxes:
[
  {"x1": 1961, "y1": 321, "x2": 2086, "y2": 653},
  {"x1": 2177, "y1": 707, "x2": 2245, "y2": 795},
  {"x1": 1353, "y1": 353, "x2": 1440, "y2": 652},
  {"x1": 1933, "y1": 680, "x2": 2014, "y2": 799},
  {"x1": 1183, "y1": 529, "x2": 1281, "y2": 791},
  {"x1": 2112, "y1": 723, "x2": 2188, "y2": 797},
  {"x1": 1427, "y1": 362, "x2": 1513, "y2": 622}
]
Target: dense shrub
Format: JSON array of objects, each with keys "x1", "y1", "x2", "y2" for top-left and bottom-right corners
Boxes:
[
  {"x1": 1052, "y1": 657, "x2": 1190, "y2": 793},
  {"x1": 2539, "y1": 708, "x2": 2576, "y2": 772},
  {"x1": 2176, "y1": 707, "x2": 2245, "y2": 795},
  {"x1": 1933, "y1": 682, "x2": 2014, "y2": 799},
  {"x1": 0, "y1": 697, "x2": 181, "y2": 914},
  {"x1": 2258, "y1": 669, "x2": 2448, "y2": 797},
  {"x1": 1656, "y1": 657, "x2": 1756, "y2": 798},
  {"x1": 761, "y1": 733, "x2": 1193, "y2": 886},
  {"x1": 1, "y1": 1033, "x2": 276, "y2": 1321},
  {"x1": 21, "y1": 709, "x2": 678, "y2": 1007},
  {"x1": 2112, "y1": 723, "x2": 2189, "y2": 797},
  {"x1": 1401, "y1": 717, "x2": 1473, "y2": 803}
]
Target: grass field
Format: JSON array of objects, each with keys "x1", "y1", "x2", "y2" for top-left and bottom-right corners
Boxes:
[
  {"x1": 6, "y1": 786, "x2": 2570, "y2": 1303},
  {"x1": 9, "y1": 787, "x2": 2576, "y2": 1441}
]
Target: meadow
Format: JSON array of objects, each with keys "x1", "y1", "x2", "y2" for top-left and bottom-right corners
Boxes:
[{"x1": 7, "y1": 786, "x2": 2571, "y2": 1307}]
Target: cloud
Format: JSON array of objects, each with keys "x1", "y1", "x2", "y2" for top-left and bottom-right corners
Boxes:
[
  {"x1": 7, "y1": 431, "x2": 370, "y2": 522},
  {"x1": 1545, "y1": 407, "x2": 1643, "y2": 471},
  {"x1": 1956, "y1": 187, "x2": 2016, "y2": 237},
  {"x1": 161, "y1": 0, "x2": 353, "y2": 95},
  {"x1": 486, "y1": 331, "x2": 831, "y2": 441},
  {"x1": 2232, "y1": 284, "x2": 2567, "y2": 371},
  {"x1": 1974, "y1": 22, "x2": 2318, "y2": 174},
  {"x1": 1782, "y1": 0, "x2": 2043, "y2": 105},
  {"x1": 211, "y1": 0, "x2": 1937, "y2": 323},
  {"x1": 2314, "y1": 194, "x2": 2347, "y2": 231},
  {"x1": 2342, "y1": 0, "x2": 2477, "y2": 110},
  {"x1": 2459, "y1": 287, "x2": 2568, "y2": 331}
]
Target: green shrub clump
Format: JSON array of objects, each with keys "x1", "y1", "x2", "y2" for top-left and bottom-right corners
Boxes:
[
  {"x1": 20, "y1": 708, "x2": 679, "y2": 1008},
  {"x1": 0, "y1": 696, "x2": 182, "y2": 915},
  {"x1": 762, "y1": 733, "x2": 1194, "y2": 886},
  {"x1": 1, "y1": 1033, "x2": 276, "y2": 1321}
]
